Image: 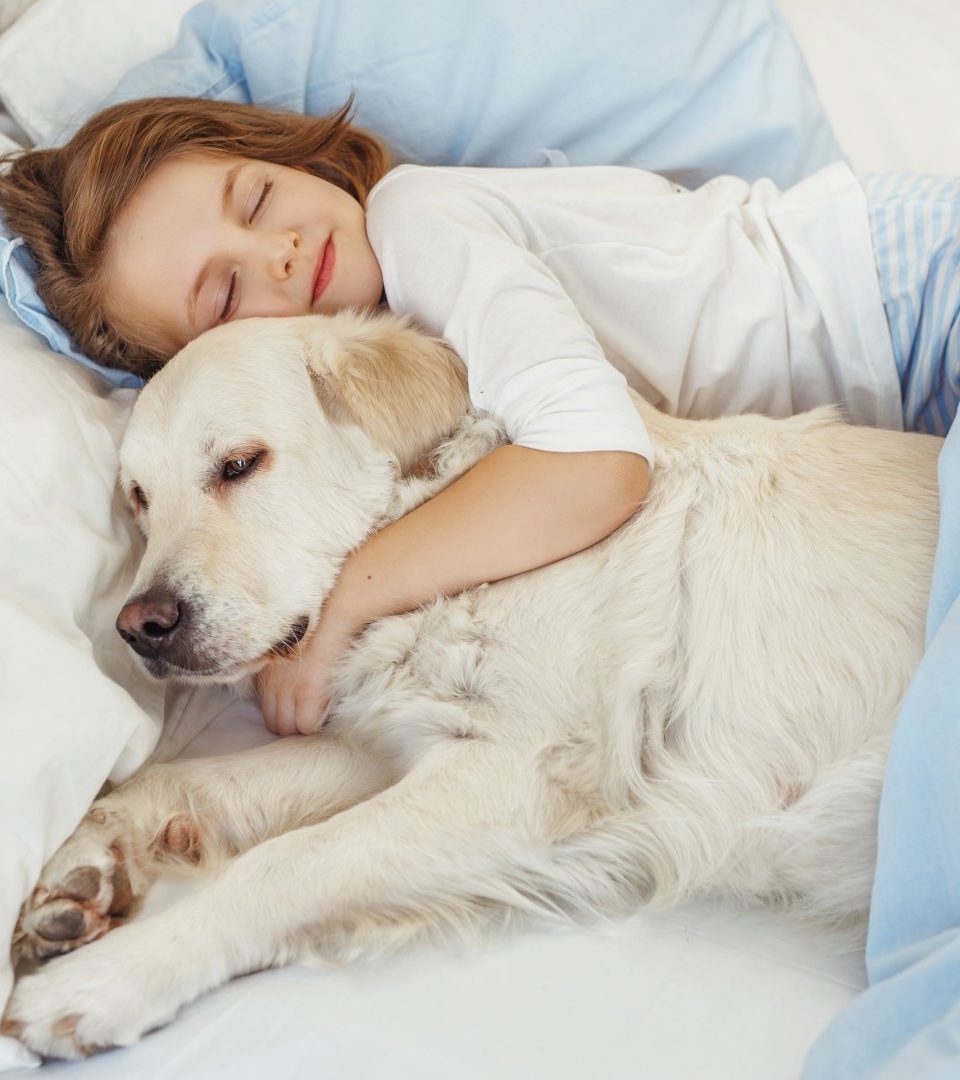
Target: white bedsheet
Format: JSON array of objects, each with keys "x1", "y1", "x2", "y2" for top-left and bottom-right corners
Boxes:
[
  {"x1": 25, "y1": 914, "x2": 861, "y2": 1079},
  {"x1": 13, "y1": 700, "x2": 865, "y2": 1080}
]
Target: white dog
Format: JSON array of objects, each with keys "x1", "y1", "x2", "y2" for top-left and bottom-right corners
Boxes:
[{"x1": 2, "y1": 311, "x2": 942, "y2": 1058}]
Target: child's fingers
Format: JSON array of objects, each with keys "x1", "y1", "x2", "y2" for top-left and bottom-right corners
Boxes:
[
  {"x1": 272, "y1": 697, "x2": 300, "y2": 737},
  {"x1": 255, "y1": 648, "x2": 336, "y2": 736},
  {"x1": 256, "y1": 664, "x2": 301, "y2": 736},
  {"x1": 294, "y1": 688, "x2": 331, "y2": 735}
]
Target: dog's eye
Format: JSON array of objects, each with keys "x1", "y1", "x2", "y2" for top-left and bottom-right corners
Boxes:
[
  {"x1": 222, "y1": 454, "x2": 258, "y2": 481},
  {"x1": 131, "y1": 485, "x2": 148, "y2": 512}
]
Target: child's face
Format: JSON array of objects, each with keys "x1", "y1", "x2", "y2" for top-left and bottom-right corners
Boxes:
[{"x1": 103, "y1": 152, "x2": 384, "y2": 354}]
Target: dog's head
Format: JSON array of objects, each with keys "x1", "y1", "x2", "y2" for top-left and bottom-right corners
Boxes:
[{"x1": 116, "y1": 310, "x2": 467, "y2": 682}]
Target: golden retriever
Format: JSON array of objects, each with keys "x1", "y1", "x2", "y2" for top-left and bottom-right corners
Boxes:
[{"x1": 2, "y1": 311, "x2": 941, "y2": 1057}]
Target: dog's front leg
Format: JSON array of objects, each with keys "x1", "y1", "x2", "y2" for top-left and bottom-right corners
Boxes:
[
  {"x1": 3, "y1": 741, "x2": 542, "y2": 1059},
  {"x1": 14, "y1": 734, "x2": 393, "y2": 965}
]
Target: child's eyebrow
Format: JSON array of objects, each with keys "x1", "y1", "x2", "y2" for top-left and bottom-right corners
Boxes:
[{"x1": 186, "y1": 162, "x2": 247, "y2": 331}]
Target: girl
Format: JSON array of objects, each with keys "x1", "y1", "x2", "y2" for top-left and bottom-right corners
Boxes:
[{"x1": 0, "y1": 97, "x2": 923, "y2": 737}]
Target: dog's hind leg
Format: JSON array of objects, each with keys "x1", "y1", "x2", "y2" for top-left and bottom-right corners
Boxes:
[
  {"x1": 14, "y1": 735, "x2": 392, "y2": 964},
  {"x1": 4, "y1": 741, "x2": 551, "y2": 1058}
]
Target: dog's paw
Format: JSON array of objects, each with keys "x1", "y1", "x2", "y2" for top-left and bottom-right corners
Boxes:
[
  {"x1": 2, "y1": 923, "x2": 183, "y2": 1059},
  {"x1": 16, "y1": 807, "x2": 140, "y2": 963}
]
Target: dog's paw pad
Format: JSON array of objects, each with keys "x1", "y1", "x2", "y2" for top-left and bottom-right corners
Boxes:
[
  {"x1": 51, "y1": 1014, "x2": 80, "y2": 1039},
  {"x1": 107, "y1": 856, "x2": 135, "y2": 914},
  {"x1": 18, "y1": 829, "x2": 137, "y2": 962},
  {"x1": 60, "y1": 866, "x2": 102, "y2": 903},
  {"x1": 34, "y1": 901, "x2": 89, "y2": 944},
  {"x1": 158, "y1": 815, "x2": 203, "y2": 861},
  {"x1": 23, "y1": 898, "x2": 109, "y2": 961}
]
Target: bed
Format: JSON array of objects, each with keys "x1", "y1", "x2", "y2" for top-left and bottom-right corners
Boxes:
[{"x1": 0, "y1": 1, "x2": 957, "y2": 1076}]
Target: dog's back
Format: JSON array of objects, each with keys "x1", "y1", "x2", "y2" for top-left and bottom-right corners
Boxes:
[
  {"x1": 334, "y1": 401, "x2": 941, "y2": 921},
  {"x1": 622, "y1": 404, "x2": 939, "y2": 915}
]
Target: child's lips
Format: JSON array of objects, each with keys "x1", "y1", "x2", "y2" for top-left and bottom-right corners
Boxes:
[{"x1": 312, "y1": 237, "x2": 335, "y2": 304}]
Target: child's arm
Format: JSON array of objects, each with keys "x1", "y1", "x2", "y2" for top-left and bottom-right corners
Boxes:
[{"x1": 256, "y1": 443, "x2": 648, "y2": 735}]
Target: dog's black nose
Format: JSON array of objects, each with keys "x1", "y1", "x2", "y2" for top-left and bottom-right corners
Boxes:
[{"x1": 116, "y1": 592, "x2": 184, "y2": 658}]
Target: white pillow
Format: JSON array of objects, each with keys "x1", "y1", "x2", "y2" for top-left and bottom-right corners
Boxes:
[
  {"x1": 0, "y1": 0, "x2": 36, "y2": 35},
  {"x1": 0, "y1": 0, "x2": 196, "y2": 145},
  {"x1": 780, "y1": 0, "x2": 960, "y2": 175},
  {"x1": 0, "y1": 297, "x2": 163, "y2": 1071}
]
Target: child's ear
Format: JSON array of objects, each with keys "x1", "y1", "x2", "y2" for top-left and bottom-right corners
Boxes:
[{"x1": 300, "y1": 310, "x2": 469, "y2": 473}]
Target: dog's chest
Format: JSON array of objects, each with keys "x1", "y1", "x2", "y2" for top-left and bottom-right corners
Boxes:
[{"x1": 327, "y1": 582, "x2": 604, "y2": 769}]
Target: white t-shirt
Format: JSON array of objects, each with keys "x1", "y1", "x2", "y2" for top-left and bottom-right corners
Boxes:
[{"x1": 365, "y1": 162, "x2": 901, "y2": 470}]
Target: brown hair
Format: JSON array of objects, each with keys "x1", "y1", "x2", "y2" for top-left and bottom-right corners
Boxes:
[{"x1": 0, "y1": 97, "x2": 392, "y2": 377}]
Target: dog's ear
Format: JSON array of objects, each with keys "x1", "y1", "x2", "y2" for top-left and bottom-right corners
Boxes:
[{"x1": 300, "y1": 311, "x2": 469, "y2": 473}]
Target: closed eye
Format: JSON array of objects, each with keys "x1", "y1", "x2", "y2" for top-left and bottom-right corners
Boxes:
[
  {"x1": 217, "y1": 180, "x2": 274, "y2": 323},
  {"x1": 249, "y1": 179, "x2": 273, "y2": 223},
  {"x1": 218, "y1": 273, "x2": 238, "y2": 322}
]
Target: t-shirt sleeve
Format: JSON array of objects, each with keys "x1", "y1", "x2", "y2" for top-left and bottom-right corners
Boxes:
[{"x1": 365, "y1": 166, "x2": 654, "y2": 468}]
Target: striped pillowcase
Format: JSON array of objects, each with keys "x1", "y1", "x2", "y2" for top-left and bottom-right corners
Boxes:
[{"x1": 862, "y1": 172, "x2": 960, "y2": 436}]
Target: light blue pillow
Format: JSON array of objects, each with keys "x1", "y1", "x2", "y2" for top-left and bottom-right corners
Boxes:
[
  {"x1": 0, "y1": 234, "x2": 143, "y2": 388},
  {"x1": 1, "y1": 0, "x2": 844, "y2": 387}
]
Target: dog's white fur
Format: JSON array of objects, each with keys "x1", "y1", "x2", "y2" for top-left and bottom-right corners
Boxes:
[{"x1": 3, "y1": 311, "x2": 942, "y2": 1058}]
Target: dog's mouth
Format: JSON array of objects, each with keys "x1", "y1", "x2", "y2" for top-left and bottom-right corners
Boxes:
[
  {"x1": 139, "y1": 655, "x2": 239, "y2": 682},
  {"x1": 267, "y1": 615, "x2": 311, "y2": 660},
  {"x1": 137, "y1": 615, "x2": 311, "y2": 682}
]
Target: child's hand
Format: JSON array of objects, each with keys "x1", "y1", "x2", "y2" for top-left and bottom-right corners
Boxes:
[{"x1": 255, "y1": 621, "x2": 353, "y2": 736}]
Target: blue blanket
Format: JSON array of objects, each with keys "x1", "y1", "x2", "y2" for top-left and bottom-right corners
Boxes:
[{"x1": 804, "y1": 419, "x2": 960, "y2": 1079}]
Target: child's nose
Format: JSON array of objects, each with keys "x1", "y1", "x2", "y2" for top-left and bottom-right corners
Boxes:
[{"x1": 268, "y1": 232, "x2": 300, "y2": 280}]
